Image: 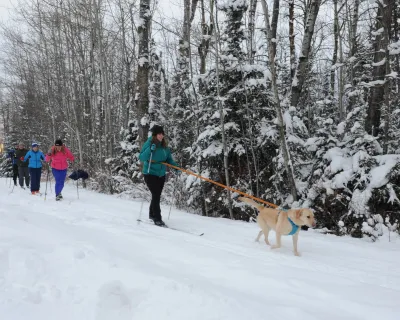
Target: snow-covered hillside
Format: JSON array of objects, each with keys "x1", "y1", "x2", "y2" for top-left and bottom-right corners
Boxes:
[{"x1": 1, "y1": 178, "x2": 399, "y2": 320}]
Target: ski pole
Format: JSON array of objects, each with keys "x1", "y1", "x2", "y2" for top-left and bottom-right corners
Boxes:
[
  {"x1": 8, "y1": 180, "x2": 15, "y2": 195},
  {"x1": 137, "y1": 192, "x2": 151, "y2": 224},
  {"x1": 44, "y1": 164, "x2": 50, "y2": 201},
  {"x1": 73, "y1": 163, "x2": 80, "y2": 199},
  {"x1": 168, "y1": 171, "x2": 178, "y2": 220},
  {"x1": 148, "y1": 151, "x2": 153, "y2": 174},
  {"x1": 76, "y1": 178, "x2": 79, "y2": 199},
  {"x1": 49, "y1": 168, "x2": 52, "y2": 193},
  {"x1": 137, "y1": 199, "x2": 144, "y2": 224}
]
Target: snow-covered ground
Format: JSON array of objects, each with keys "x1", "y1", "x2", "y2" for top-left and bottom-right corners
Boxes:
[{"x1": 1, "y1": 178, "x2": 399, "y2": 320}]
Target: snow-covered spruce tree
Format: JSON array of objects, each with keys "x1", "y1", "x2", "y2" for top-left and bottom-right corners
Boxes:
[
  {"x1": 101, "y1": 43, "x2": 170, "y2": 196},
  {"x1": 305, "y1": 96, "x2": 400, "y2": 239},
  {"x1": 168, "y1": 0, "x2": 198, "y2": 169},
  {"x1": 187, "y1": 0, "x2": 275, "y2": 220},
  {"x1": 303, "y1": 2, "x2": 400, "y2": 238},
  {"x1": 273, "y1": 75, "x2": 318, "y2": 205},
  {"x1": 0, "y1": 150, "x2": 13, "y2": 178},
  {"x1": 99, "y1": 121, "x2": 142, "y2": 195},
  {"x1": 367, "y1": 162, "x2": 400, "y2": 238},
  {"x1": 149, "y1": 45, "x2": 167, "y2": 125},
  {"x1": 169, "y1": 71, "x2": 195, "y2": 168},
  {"x1": 269, "y1": 52, "x2": 328, "y2": 207},
  {"x1": 303, "y1": 99, "x2": 344, "y2": 233}
]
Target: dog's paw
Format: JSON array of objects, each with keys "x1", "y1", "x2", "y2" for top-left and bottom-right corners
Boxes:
[
  {"x1": 271, "y1": 245, "x2": 280, "y2": 250},
  {"x1": 294, "y1": 251, "x2": 301, "y2": 257},
  {"x1": 264, "y1": 240, "x2": 271, "y2": 246}
]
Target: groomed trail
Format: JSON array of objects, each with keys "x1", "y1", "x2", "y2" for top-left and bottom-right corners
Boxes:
[{"x1": 1, "y1": 178, "x2": 399, "y2": 320}]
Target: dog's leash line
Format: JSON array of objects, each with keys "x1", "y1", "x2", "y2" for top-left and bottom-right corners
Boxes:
[{"x1": 155, "y1": 161, "x2": 278, "y2": 209}]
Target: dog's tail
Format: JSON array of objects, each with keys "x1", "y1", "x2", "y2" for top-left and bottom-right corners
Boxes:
[{"x1": 238, "y1": 197, "x2": 264, "y2": 211}]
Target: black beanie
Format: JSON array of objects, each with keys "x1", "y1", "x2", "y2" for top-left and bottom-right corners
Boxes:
[
  {"x1": 151, "y1": 125, "x2": 165, "y2": 136},
  {"x1": 55, "y1": 139, "x2": 63, "y2": 146}
]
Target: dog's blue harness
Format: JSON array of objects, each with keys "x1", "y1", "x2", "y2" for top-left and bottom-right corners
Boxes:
[
  {"x1": 278, "y1": 210, "x2": 299, "y2": 235},
  {"x1": 287, "y1": 217, "x2": 299, "y2": 235}
]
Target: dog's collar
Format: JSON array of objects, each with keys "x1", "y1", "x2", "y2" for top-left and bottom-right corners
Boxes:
[{"x1": 278, "y1": 210, "x2": 300, "y2": 235}]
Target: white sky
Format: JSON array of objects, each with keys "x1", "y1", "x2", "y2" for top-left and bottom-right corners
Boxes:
[{"x1": 0, "y1": 0, "x2": 15, "y2": 23}]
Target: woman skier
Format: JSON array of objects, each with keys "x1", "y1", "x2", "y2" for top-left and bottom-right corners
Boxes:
[
  {"x1": 139, "y1": 125, "x2": 178, "y2": 226},
  {"x1": 45, "y1": 139, "x2": 75, "y2": 201},
  {"x1": 23, "y1": 142, "x2": 45, "y2": 194}
]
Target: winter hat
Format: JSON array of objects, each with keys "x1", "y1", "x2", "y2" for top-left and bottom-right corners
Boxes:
[
  {"x1": 151, "y1": 125, "x2": 165, "y2": 136},
  {"x1": 32, "y1": 142, "x2": 38, "y2": 148},
  {"x1": 19, "y1": 142, "x2": 25, "y2": 147},
  {"x1": 55, "y1": 139, "x2": 63, "y2": 146}
]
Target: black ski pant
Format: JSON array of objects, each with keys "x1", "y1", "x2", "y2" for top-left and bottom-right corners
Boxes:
[
  {"x1": 29, "y1": 168, "x2": 42, "y2": 192},
  {"x1": 18, "y1": 166, "x2": 30, "y2": 187},
  {"x1": 144, "y1": 174, "x2": 166, "y2": 222},
  {"x1": 12, "y1": 164, "x2": 18, "y2": 185}
]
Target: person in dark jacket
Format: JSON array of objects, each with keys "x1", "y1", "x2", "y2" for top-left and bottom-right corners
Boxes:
[
  {"x1": 6, "y1": 146, "x2": 18, "y2": 186},
  {"x1": 24, "y1": 142, "x2": 45, "y2": 194},
  {"x1": 15, "y1": 142, "x2": 30, "y2": 188},
  {"x1": 139, "y1": 125, "x2": 178, "y2": 226}
]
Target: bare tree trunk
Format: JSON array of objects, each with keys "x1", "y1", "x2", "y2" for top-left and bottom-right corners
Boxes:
[
  {"x1": 198, "y1": 0, "x2": 213, "y2": 75},
  {"x1": 64, "y1": 2, "x2": 84, "y2": 168},
  {"x1": 338, "y1": 25, "x2": 345, "y2": 121},
  {"x1": 290, "y1": 0, "x2": 321, "y2": 108},
  {"x1": 382, "y1": 0, "x2": 394, "y2": 153},
  {"x1": 395, "y1": 4, "x2": 400, "y2": 95},
  {"x1": 366, "y1": 0, "x2": 393, "y2": 137},
  {"x1": 212, "y1": 1, "x2": 234, "y2": 219},
  {"x1": 36, "y1": 0, "x2": 57, "y2": 142},
  {"x1": 261, "y1": 0, "x2": 297, "y2": 201},
  {"x1": 350, "y1": 0, "x2": 360, "y2": 85},
  {"x1": 119, "y1": 2, "x2": 133, "y2": 131},
  {"x1": 180, "y1": 0, "x2": 192, "y2": 81},
  {"x1": 271, "y1": 0, "x2": 279, "y2": 59},
  {"x1": 331, "y1": 0, "x2": 339, "y2": 94},
  {"x1": 289, "y1": 0, "x2": 295, "y2": 79},
  {"x1": 129, "y1": 3, "x2": 137, "y2": 123},
  {"x1": 248, "y1": 0, "x2": 258, "y2": 63},
  {"x1": 136, "y1": 0, "x2": 152, "y2": 145},
  {"x1": 344, "y1": 0, "x2": 360, "y2": 113}
]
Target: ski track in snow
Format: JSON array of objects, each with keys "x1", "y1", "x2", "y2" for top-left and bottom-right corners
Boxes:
[{"x1": 0, "y1": 178, "x2": 399, "y2": 320}]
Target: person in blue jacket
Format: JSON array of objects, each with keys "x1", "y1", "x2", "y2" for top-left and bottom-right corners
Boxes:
[
  {"x1": 139, "y1": 125, "x2": 178, "y2": 226},
  {"x1": 7, "y1": 146, "x2": 18, "y2": 186},
  {"x1": 24, "y1": 142, "x2": 45, "y2": 194}
]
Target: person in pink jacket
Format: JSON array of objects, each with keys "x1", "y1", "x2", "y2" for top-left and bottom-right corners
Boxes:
[{"x1": 45, "y1": 139, "x2": 75, "y2": 201}]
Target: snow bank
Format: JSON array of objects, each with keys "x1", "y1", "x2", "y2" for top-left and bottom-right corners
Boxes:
[{"x1": 1, "y1": 180, "x2": 400, "y2": 320}]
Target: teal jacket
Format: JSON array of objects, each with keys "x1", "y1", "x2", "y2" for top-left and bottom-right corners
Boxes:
[
  {"x1": 24, "y1": 150, "x2": 45, "y2": 168},
  {"x1": 139, "y1": 137, "x2": 178, "y2": 176}
]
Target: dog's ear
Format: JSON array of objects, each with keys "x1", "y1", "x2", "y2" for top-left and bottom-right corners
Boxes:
[{"x1": 295, "y1": 209, "x2": 303, "y2": 219}]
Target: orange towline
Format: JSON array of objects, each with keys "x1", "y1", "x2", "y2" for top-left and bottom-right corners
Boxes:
[{"x1": 157, "y1": 161, "x2": 278, "y2": 209}]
